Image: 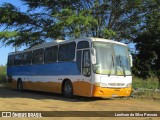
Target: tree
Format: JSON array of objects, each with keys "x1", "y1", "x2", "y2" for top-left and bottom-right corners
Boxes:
[
  {"x1": 132, "y1": 0, "x2": 160, "y2": 88},
  {"x1": 0, "y1": 0, "x2": 147, "y2": 47}
]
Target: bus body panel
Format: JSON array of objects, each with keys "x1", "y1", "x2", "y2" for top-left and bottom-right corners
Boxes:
[
  {"x1": 7, "y1": 37, "x2": 132, "y2": 98},
  {"x1": 7, "y1": 61, "x2": 92, "y2": 97}
]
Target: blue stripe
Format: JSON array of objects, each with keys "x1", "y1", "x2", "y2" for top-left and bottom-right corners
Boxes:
[{"x1": 7, "y1": 62, "x2": 81, "y2": 76}]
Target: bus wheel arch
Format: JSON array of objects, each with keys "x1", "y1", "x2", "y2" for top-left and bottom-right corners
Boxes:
[
  {"x1": 17, "y1": 78, "x2": 23, "y2": 91},
  {"x1": 62, "y1": 79, "x2": 73, "y2": 98}
]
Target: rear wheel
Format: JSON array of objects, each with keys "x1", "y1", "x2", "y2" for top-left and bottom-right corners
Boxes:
[
  {"x1": 63, "y1": 80, "x2": 73, "y2": 98},
  {"x1": 17, "y1": 80, "x2": 23, "y2": 91}
]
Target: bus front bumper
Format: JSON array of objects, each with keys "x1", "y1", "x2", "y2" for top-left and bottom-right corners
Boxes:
[{"x1": 92, "y1": 85, "x2": 132, "y2": 97}]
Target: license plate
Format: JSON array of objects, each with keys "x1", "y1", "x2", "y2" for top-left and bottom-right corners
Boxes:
[{"x1": 112, "y1": 94, "x2": 118, "y2": 97}]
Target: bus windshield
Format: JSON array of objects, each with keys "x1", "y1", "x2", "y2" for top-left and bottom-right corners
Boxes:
[{"x1": 92, "y1": 42, "x2": 131, "y2": 76}]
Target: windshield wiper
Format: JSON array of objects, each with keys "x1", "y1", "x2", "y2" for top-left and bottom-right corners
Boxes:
[
  {"x1": 108, "y1": 55, "x2": 114, "y2": 76},
  {"x1": 119, "y1": 55, "x2": 126, "y2": 77}
]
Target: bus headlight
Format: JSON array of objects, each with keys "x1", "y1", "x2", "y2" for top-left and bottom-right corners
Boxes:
[
  {"x1": 100, "y1": 83, "x2": 108, "y2": 88},
  {"x1": 95, "y1": 82, "x2": 108, "y2": 87},
  {"x1": 125, "y1": 83, "x2": 131, "y2": 88}
]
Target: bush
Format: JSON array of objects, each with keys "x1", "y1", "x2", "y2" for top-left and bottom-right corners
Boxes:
[
  {"x1": 0, "y1": 75, "x2": 6, "y2": 83},
  {"x1": 0, "y1": 65, "x2": 6, "y2": 84},
  {"x1": 131, "y1": 76, "x2": 160, "y2": 99}
]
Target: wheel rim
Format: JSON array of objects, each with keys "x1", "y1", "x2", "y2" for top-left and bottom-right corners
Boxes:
[
  {"x1": 64, "y1": 82, "x2": 72, "y2": 94},
  {"x1": 17, "y1": 82, "x2": 22, "y2": 91}
]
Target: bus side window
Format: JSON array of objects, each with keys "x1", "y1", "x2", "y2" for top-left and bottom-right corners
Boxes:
[
  {"x1": 82, "y1": 50, "x2": 91, "y2": 77},
  {"x1": 58, "y1": 42, "x2": 76, "y2": 61},
  {"x1": 14, "y1": 54, "x2": 22, "y2": 66},
  {"x1": 45, "y1": 46, "x2": 58, "y2": 63},
  {"x1": 77, "y1": 41, "x2": 89, "y2": 49},
  {"x1": 76, "y1": 50, "x2": 82, "y2": 73},
  {"x1": 22, "y1": 52, "x2": 32, "y2": 65},
  {"x1": 32, "y1": 49, "x2": 44, "y2": 64}
]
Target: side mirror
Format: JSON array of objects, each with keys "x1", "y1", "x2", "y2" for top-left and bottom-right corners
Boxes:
[
  {"x1": 91, "y1": 48, "x2": 96, "y2": 64},
  {"x1": 129, "y1": 54, "x2": 133, "y2": 67}
]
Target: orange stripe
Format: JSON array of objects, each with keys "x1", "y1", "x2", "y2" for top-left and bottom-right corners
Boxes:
[
  {"x1": 7, "y1": 79, "x2": 62, "y2": 93},
  {"x1": 73, "y1": 81, "x2": 92, "y2": 97},
  {"x1": 8, "y1": 79, "x2": 93, "y2": 97},
  {"x1": 7, "y1": 79, "x2": 131, "y2": 98},
  {"x1": 23, "y1": 81, "x2": 61, "y2": 93}
]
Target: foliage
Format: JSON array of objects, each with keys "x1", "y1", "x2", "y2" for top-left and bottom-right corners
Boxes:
[
  {"x1": 0, "y1": 0, "x2": 148, "y2": 47},
  {"x1": 132, "y1": 0, "x2": 160, "y2": 88},
  {"x1": 0, "y1": 65, "x2": 6, "y2": 83}
]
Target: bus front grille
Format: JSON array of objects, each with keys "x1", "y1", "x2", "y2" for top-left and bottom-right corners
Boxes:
[{"x1": 108, "y1": 83, "x2": 125, "y2": 86}]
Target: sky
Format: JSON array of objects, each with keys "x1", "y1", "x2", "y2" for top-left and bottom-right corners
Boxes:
[{"x1": 0, "y1": 0, "x2": 28, "y2": 66}]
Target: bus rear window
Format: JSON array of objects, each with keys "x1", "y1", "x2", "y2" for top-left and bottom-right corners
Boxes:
[{"x1": 7, "y1": 55, "x2": 14, "y2": 67}]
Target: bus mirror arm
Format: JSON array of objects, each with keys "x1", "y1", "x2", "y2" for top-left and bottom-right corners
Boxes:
[{"x1": 91, "y1": 48, "x2": 96, "y2": 64}]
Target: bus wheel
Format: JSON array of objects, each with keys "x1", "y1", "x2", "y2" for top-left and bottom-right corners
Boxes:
[
  {"x1": 17, "y1": 79, "x2": 23, "y2": 91},
  {"x1": 63, "y1": 80, "x2": 73, "y2": 98}
]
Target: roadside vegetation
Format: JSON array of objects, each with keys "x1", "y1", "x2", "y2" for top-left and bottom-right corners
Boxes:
[
  {"x1": 132, "y1": 76, "x2": 160, "y2": 100},
  {"x1": 132, "y1": 76, "x2": 159, "y2": 89},
  {"x1": 0, "y1": 65, "x2": 6, "y2": 84}
]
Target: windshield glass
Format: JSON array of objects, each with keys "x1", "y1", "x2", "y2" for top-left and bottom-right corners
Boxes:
[{"x1": 92, "y1": 42, "x2": 131, "y2": 76}]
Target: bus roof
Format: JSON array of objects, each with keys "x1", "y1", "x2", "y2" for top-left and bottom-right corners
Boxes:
[{"x1": 8, "y1": 37, "x2": 127, "y2": 55}]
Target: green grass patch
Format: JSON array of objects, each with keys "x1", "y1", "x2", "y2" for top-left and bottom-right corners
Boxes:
[
  {"x1": 131, "y1": 76, "x2": 160, "y2": 100},
  {"x1": 132, "y1": 76, "x2": 159, "y2": 89},
  {"x1": 131, "y1": 90, "x2": 160, "y2": 100}
]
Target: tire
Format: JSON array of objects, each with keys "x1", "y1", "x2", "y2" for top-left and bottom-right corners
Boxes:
[
  {"x1": 17, "y1": 80, "x2": 23, "y2": 91},
  {"x1": 63, "y1": 80, "x2": 73, "y2": 98}
]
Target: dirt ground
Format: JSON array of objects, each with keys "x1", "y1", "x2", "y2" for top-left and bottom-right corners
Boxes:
[{"x1": 0, "y1": 85, "x2": 160, "y2": 120}]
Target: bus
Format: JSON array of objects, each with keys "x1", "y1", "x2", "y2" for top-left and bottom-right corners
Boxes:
[{"x1": 7, "y1": 37, "x2": 132, "y2": 98}]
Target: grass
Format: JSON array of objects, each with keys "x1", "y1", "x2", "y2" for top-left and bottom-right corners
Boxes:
[
  {"x1": 131, "y1": 76, "x2": 160, "y2": 100},
  {"x1": 132, "y1": 76, "x2": 159, "y2": 89}
]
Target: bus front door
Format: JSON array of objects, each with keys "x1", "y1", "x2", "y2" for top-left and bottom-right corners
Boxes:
[{"x1": 75, "y1": 49, "x2": 92, "y2": 97}]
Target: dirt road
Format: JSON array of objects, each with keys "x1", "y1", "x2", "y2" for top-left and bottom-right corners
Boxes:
[{"x1": 0, "y1": 85, "x2": 160, "y2": 120}]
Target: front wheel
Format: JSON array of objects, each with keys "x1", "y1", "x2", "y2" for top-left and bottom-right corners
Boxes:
[{"x1": 63, "y1": 80, "x2": 73, "y2": 98}]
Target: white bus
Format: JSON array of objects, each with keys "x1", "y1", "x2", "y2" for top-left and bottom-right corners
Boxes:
[{"x1": 7, "y1": 37, "x2": 132, "y2": 98}]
